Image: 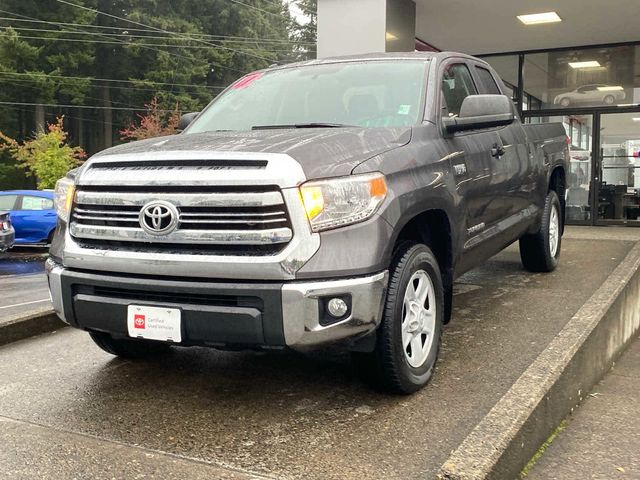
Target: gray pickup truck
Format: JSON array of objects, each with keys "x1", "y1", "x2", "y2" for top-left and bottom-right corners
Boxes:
[
  {"x1": 48, "y1": 52, "x2": 568, "y2": 393},
  {"x1": 0, "y1": 211, "x2": 15, "y2": 252}
]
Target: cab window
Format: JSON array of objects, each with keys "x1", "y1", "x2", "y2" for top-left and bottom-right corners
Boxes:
[
  {"x1": 19, "y1": 196, "x2": 53, "y2": 211},
  {"x1": 474, "y1": 66, "x2": 501, "y2": 95},
  {"x1": 0, "y1": 195, "x2": 18, "y2": 210},
  {"x1": 441, "y1": 63, "x2": 478, "y2": 117}
]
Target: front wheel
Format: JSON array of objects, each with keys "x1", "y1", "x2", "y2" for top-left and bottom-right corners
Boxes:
[
  {"x1": 603, "y1": 95, "x2": 615, "y2": 105},
  {"x1": 352, "y1": 242, "x2": 444, "y2": 394},
  {"x1": 519, "y1": 190, "x2": 562, "y2": 272},
  {"x1": 89, "y1": 331, "x2": 172, "y2": 358}
]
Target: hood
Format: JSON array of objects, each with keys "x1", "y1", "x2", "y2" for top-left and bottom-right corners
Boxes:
[{"x1": 91, "y1": 127, "x2": 412, "y2": 178}]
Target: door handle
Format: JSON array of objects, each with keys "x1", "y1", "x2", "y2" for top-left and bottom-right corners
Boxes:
[{"x1": 491, "y1": 144, "x2": 506, "y2": 158}]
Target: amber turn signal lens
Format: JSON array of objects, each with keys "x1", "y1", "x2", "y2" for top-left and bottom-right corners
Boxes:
[
  {"x1": 369, "y1": 176, "x2": 387, "y2": 198},
  {"x1": 300, "y1": 186, "x2": 324, "y2": 221}
]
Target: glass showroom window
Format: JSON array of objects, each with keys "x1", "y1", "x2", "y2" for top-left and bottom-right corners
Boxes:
[
  {"x1": 481, "y1": 55, "x2": 519, "y2": 101},
  {"x1": 526, "y1": 115, "x2": 594, "y2": 223},
  {"x1": 523, "y1": 45, "x2": 640, "y2": 110}
]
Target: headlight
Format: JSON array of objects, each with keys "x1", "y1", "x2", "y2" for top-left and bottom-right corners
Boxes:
[
  {"x1": 54, "y1": 176, "x2": 75, "y2": 222},
  {"x1": 1, "y1": 219, "x2": 10, "y2": 231},
  {"x1": 299, "y1": 172, "x2": 387, "y2": 232}
]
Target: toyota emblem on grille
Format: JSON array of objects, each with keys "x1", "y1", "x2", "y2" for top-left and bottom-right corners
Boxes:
[{"x1": 139, "y1": 201, "x2": 179, "y2": 235}]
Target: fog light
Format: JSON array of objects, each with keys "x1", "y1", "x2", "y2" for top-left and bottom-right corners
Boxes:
[{"x1": 327, "y1": 298, "x2": 348, "y2": 318}]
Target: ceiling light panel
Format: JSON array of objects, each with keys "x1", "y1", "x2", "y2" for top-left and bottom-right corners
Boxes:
[
  {"x1": 569, "y1": 61, "x2": 602, "y2": 69},
  {"x1": 517, "y1": 12, "x2": 562, "y2": 25}
]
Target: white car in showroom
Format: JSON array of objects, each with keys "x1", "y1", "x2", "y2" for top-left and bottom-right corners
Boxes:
[{"x1": 554, "y1": 84, "x2": 626, "y2": 107}]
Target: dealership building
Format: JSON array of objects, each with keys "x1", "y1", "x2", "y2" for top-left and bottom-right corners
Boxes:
[{"x1": 316, "y1": 0, "x2": 640, "y2": 227}]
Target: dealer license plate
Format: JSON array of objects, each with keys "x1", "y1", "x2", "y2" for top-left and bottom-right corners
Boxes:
[{"x1": 127, "y1": 305, "x2": 182, "y2": 343}]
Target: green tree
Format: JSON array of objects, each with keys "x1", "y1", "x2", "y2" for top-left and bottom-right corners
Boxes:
[
  {"x1": 0, "y1": 0, "x2": 300, "y2": 157},
  {"x1": 291, "y1": 0, "x2": 317, "y2": 61}
]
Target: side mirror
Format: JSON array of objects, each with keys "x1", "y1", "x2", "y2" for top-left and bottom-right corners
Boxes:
[
  {"x1": 443, "y1": 95, "x2": 515, "y2": 133},
  {"x1": 177, "y1": 112, "x2": 199, "y2": 132}
]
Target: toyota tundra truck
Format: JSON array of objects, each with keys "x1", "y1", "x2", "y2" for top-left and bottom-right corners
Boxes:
[{"x1": 47, "y1": 52, "x2": 569, "y2": 394}]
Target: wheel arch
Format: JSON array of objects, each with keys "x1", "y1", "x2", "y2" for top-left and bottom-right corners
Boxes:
[
  {"x1": 390, "y1": 208, "x2": 454, "y2": 323},
  {"x1": 549, "y1": 166, "x2": 566, "y2": 232}
]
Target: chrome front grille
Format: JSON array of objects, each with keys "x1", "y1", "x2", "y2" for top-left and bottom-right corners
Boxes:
[{"x1": 70, "y1": 188, "x2": 293, "y2": 254}]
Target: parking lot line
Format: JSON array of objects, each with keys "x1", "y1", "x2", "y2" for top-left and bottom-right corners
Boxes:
[{"x1": 0, "y1": 299, "x2": 50, "y2": 310}]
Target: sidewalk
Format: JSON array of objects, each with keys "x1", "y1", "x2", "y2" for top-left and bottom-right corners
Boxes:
[{"x1": 527, "y1": 338, "x2": 640, "y2": 479}]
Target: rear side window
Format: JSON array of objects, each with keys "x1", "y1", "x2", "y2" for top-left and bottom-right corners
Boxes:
[
  {"x1": 441, "y1": 63, "x2": 477, "y2": 117},
  {"x1": 0, "y1": 194, "x2": 18, "y2": 210},
  {"x1": 474, "y1": 66, "x2": 501, "y2": 95},
  {"x1": 19, "y1": 196, "x2": 53, "y2": 211}
]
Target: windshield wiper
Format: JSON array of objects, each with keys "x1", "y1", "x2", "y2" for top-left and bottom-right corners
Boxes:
[{"x1": 251, "y1": 123, "x2": 355, "y2": 130}]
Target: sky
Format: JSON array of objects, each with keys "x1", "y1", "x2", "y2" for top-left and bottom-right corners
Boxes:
[{"x1": 288, "y1": 1, "x2": 311, "y2": 25}]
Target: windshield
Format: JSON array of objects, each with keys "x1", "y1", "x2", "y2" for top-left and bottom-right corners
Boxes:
[{"x1": 186, "y1": 60, "x2": 428, "y2": 133}]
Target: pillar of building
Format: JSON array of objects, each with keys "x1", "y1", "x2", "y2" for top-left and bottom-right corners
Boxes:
[{"x1": 317, "y1": 0, "x2": 416, "y2": 58}]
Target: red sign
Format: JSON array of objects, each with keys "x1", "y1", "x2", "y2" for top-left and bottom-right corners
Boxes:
[{"x1": 134, "y1": 314, "x2": 146, "y2": 329}]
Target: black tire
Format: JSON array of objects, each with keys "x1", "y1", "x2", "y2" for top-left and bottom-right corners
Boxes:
[
  {"x1": 352, "y1": 242, "x2": 444, "y2": 394},
  {"x1": 519, "y1": 190, "x2": 562, "y2": 272},
  {"x1": 89, "y1": 331, "x2": 171, "y2": 358}
]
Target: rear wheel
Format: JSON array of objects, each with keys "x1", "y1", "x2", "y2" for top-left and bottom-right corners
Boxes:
[
  {"x1": 603, "y1": 94, "x2": 615, "y2": 105},
  {"x1": 519, "y1": 190, "x2": 562, "y2": 272},
  {"x1": 352, "y1": 242, "x2": 443, "y2": 394},
  {"x1": 89, "y1": 331, "x2": 171, "y2": 358},
  {"x1": 559, "y1": 97, "x2": 570, "y2": 107}
]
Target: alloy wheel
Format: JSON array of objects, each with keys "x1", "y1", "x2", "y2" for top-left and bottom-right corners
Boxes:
[{"x1": 401, "y1": 270, "x2": 436, "y2": 368}]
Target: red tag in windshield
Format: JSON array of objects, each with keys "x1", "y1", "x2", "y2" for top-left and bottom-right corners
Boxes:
[{"x1": 231, "y1": 72, "x2": 264, "y2": 89}]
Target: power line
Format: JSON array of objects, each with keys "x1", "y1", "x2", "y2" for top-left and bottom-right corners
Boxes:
[
  {"x1": 0, "y1": 103, "x2": 107, "y2": 126},
  {"x1": 0, "y1": 16, "x2": 313, "y2": 44},
  {"x1": 1, "y1": 23, "x2": 314, "y2": 45},
  {"x1": 0, "y1": 9, "x2": 207, "y2": 68},
  {"x1": 2, "y1": 30, "x2": 298, "y2": 55},
  {"x1": 0, "y1": 101, "x2": 175, "y2": 112},
  {"x1": 9, "y1": 34, "x2": 288, "y2": 57},
  {"x1": 0, "y1": 71, "x2": 224, "y2": 90},
  {"x1": 0, "y1": 78, "x2": 157, "y2": 109},
  {"x1": 0, "y1": 76, "x2": 218, "y2": 97},
  {"x1": 230, "y1": 0, "x2": 285, "y2": 19},
  {"x1": 54, "y1": 0, "x2": 279, "y2": 64}
]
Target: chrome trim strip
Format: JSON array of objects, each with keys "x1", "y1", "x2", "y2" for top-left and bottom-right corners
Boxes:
[
  {"x1": 76, "y1": 191, "x2": 284, "y2": 208},
  {"x1": 69, "y1": 224, "x2": 293, "y2": 245},
  {"x1": 75, "y1": 208, "x2": 138, "y2": 216},
  {"x1": 45, "y1": 258, "x2": 67, "y2": 323},
  {"x1": 179, "y1": 211, "x2": 286, "y2": 218},
  {"x1": 74, "y1": 215, "x2": 137, "y2": 223},
  {"x1": 281, "y1": 271, "x2": 389, "y2": 351},
  {"x1": 177, "y1": 218, "x2": 286, "y2": 225}
]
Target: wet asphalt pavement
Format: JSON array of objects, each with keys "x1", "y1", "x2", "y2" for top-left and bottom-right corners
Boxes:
[
  {"x1": 0, "y1": 248, "x2": 50, "y2": 321},
  {"x1": 0, "y1": 229, "x2": 637, "y2": 479}
]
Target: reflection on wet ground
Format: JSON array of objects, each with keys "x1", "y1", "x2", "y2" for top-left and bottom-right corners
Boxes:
[{"x1": 0, "y1": 248, "x2": 47, "y2": 276}]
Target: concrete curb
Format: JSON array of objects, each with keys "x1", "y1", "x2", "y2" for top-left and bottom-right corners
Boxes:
[
  {"x1": 438, "y1": 241, "x2": 640, "y2": 480},
  {"x1": 0, "y1": 309, "x2": 66, "y2": 347}
]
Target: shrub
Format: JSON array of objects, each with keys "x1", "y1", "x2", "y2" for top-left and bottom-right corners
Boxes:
[
  {"x1": 0, "y1": 116, "x2": 85, "y2": 189},
  {"x1": 120, "y1": 97, "x2": 180, "y2": 142}
]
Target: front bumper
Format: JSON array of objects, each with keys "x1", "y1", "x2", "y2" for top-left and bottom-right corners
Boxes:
[{"x1": 46, "y1": 259, "x2": 388, "y2": 351}]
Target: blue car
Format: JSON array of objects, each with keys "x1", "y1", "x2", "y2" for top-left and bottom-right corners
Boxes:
[{"x1": 0, "y1": 190, "x2": 57, "y2": 245}]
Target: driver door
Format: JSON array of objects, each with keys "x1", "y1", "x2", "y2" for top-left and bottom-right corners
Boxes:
[{"x1": 439, "y1": 61, "x2": 505, "y2": 246}]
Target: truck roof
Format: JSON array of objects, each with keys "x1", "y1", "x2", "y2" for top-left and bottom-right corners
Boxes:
[{"x1": 265, "y1": 51, "x2": 484, "y2": 74}]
